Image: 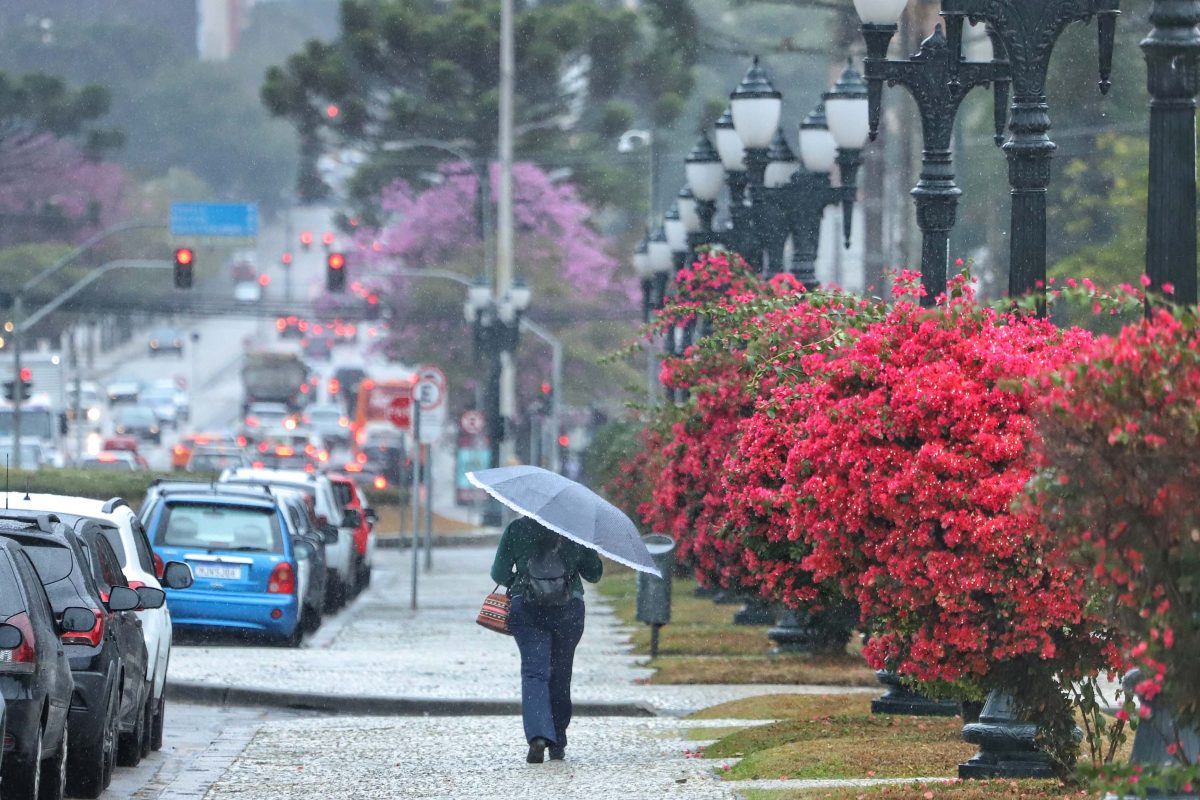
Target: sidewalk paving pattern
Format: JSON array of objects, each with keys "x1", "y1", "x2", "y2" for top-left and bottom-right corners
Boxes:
[{"x1": 171, "y1": 547, "x2": 878, "y2": 798}]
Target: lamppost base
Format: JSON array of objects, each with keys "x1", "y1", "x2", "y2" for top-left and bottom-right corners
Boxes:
[
  {"x1": 767, "y1": 606, "x2": 854, "y2": 656},
  {"x1": 871, "y1": 671, "x2": 959, "y2": 717},
  {"x1": 732, "y1": 601, "x2": 777, "y2": 626},
  {"x1": 693, "y1": 585, "x2": 719, "y2": 599},
  {"x1": 958, "y1": 689, "x2": 1054, "y2": 780}
]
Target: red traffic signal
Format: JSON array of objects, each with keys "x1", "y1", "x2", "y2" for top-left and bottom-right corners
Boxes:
[
  {"x1": 558, "y1": 434, "x2": 570, "y2": 448},
  {"x1": 19, "y1": 368, "x2": 31, "y2": 382},
  {"x1": 322, "y1": 232, "x2": 335, "y2": 248},
  {"x1": 281, "y1": 252, "x2": 293, "y2": 266},
  {"x1": 173, "y1": 247, "x2": 194, "y2": 289},
  {"x1": 300, "y1": 231, "x2": 313, "y2": 250},
  {"x1": 326, "y1": 252, "x2": 347, "y2": 292},
  {"x1": 540, "y1": 382, "x2": 552, "y2": 395}
]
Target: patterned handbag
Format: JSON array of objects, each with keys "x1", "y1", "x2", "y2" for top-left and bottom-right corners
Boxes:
[{"x1": 476, "y1": 585, "x2": 513, "y2": 635}]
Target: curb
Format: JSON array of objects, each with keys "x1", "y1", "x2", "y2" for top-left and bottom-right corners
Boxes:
[
  {"x1": 167, "y1": 681, "x2": 657, "y2": 718},
  {"x1": 376, "y1": 533, "x2": 502, "y2": 549}
]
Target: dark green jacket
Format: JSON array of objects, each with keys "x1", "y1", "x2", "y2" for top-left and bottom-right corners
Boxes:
[{"x1": 490, "y1": 517, "x2": 603, "y2": 598}]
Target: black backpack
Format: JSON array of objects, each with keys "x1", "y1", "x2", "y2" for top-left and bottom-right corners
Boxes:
[{"x1": 523, "y1": 538, "x2": 573, "y2": 607}]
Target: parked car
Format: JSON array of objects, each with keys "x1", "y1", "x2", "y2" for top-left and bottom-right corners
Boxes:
[
  {"x1": 80, "y1": 451, "x2": 141, "y2": 472},
  {"x1": 67, "y1": 381, "x2": 104, "y2": 426},
  {"x1": 0, "y1": 537, "x2": 86, "y2": 800},
  {"x1": 0, "y1": 515, "x2": 147, "y2": 796},
  {"x1": 249, "y1": 443, "x2": 317, "y2": 473},
  {"x1": 327, "y1": 474, "x2": 375, "y2": 593},
  {"x1": 300, "y1": 336, "x2": 333, "y2": 361},
  {"x1": 219, "y1": 468, "x2": 355, "y2": 610},
  {"x1": 271, "y1": 488, "x2": 331, "y2": 633},
  {"x1": 2, "y1": 493, "x2": 193, "y2": 757},
  {"x1": 275, "y1": 316, "x2": 308, "y2": 339},
  {"x1": 240, "y1": 402, "x2": 292, "y2": 445},
  {"x1": 142, "y1": 486, "x2": 308, "y2": 646},
  {"x1": 147, "y1": 327, "x2": 184, "y2": 357},
  {"x1": 304, "y1": 403, "x2": 350, "y2": 449},
  {"x1": 112, "y1": 405, "x2": 161, "y2": 444}
]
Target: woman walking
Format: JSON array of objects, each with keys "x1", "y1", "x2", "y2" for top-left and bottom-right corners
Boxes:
[{"x1": 491, "y1": 515, "x2": 603, "y2": 763}]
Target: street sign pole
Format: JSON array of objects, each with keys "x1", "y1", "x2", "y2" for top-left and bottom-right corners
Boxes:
[
  {"x1": 410, "y1": 401, "x2": 422, "y2": 610},
  {"x1": 424, "y1": 446, "x2": 434, "y2": 571}
]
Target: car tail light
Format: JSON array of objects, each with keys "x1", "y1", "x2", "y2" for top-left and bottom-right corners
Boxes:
[
  {"x1": 61, "y1": 608, "x2": 104, "y2": 647},
  {"x1": 345, "y1": 463, "x2": 362, "y2": 473},
  {"x1": 277, "y1": 446, "x2": 295, "y2": 457},
  {"x1": 374, "y1": 476, "x2": 388, "y2": 490},
  {"x1": 0, "y1": 613, "x2": 36, "y2": 673},
  {"x1": 173, "y1": 445, "x2": 188, "y2": 456},
  {"x1": 237, "y1": 435, "x2": 248, "y2": 447},
  {"x1": 328, "y1": 379, "x2": 340, "y2": 395},
  {"x1": 128, "y1": 580, "x2": 146, "y2": 590},
  {"x1": 299, "y1": 384, "x2": 310, "y2": 395},
  {"x1": 258, "y1": 442, "x2": 269, "y2": 453},
  {"x1": 304, "y1": 463, "x2": 315, "y2": 474},
  {"x1": 304, "y1": 444, "x2": 315, "y2": 456},
  {"x1": 268, "y1": 563, "x2": 295, "y2": 594},
  {"x1": 356, "y1": 452, "x2": 368, "y2": 464},
  {"x1": 245, "y1": 416, "x2": 260, "y2": 427},
  {"x1": 153, "y1": 552, "x2": 164, "y2": 579},
  {"x1": 276, "y1": 319, "x2": 286, "y2": 331},
  {"x1": 252, "y1": 461, "x2": 264, "y2": 468}
]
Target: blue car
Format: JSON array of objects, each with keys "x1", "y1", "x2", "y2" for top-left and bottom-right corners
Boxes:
[{"x1": 142, "y1": 488, "x2": 306, "y2": 646}]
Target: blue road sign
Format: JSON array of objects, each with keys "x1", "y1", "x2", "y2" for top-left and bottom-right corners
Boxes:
[{"x1": 170, "y1": 202, "x2": 259, "y2": 237}]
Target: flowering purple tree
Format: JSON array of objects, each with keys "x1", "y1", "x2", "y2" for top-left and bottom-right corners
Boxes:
[{"x1": 350, "y1": 161, "x2": 636, "y2": 404}]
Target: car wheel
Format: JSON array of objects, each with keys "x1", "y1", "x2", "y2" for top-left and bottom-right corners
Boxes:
[
  {"x1": 323, "y1": 575, "x2": 344, "y2": 612},
  {"x1": 67, "y1": 683, "x2": 118, "y2": 797},
  {"x1": 116, "y1": 691, "x2": 146, "y2": 767},
  {"x1": 150, "y1": 694, "x2": 166, "y2": 752},
  {"x1": 6, "y1": 721, "x2": 43, "y2": 800},
  {"x1": 39, "y1": 723, "x2": 66, "y2": 800},
  {"x1": 279, "y1": 618, "x2": 304, "y2": 648}
]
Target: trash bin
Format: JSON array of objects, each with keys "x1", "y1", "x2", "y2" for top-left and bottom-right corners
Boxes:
[{"x1": 635, "y1": 534, "x2": 675, "y2": 657}]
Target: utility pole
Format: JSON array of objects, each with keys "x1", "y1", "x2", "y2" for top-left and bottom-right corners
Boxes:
[{"x1": 497, "y1": 0, "x2": 516, "y2": 468}]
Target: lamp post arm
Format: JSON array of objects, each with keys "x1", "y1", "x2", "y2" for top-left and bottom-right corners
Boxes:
[
  {"x1": 21, "y1": 221, "x2": 167, "y2": 295},
  {"x1": 19, "y1": 259, "x2": 170, "y2": 333}
]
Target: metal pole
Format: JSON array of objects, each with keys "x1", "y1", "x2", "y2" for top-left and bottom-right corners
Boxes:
[
  {"x1": 423, "y1": 444, "x2": 433, "y2": 571},
  {"x1": 497, "y1": 0, "x2": 516, "y2": 468},
  {"x1": 70, "y1": 328, "x2": 83, "y2": 464},
  {"x1": 283, "y1": 203, "x2": 294, "y2": 304},
  {"x1": 11, "y1": 294, "x2": 22, "y2": 471},
  {"x1": 1144, "y1": 0, "x2": 1200, "y2": 306},
  {"x1": 410, "y1": 401, "x2": 421, "y2": 610}
]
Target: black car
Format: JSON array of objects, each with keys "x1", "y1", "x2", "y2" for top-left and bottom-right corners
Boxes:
[
  {"x1": 0, "y1": 536, "x2": 94, "y2": 800},
  {"x1": 73, "y1": 521, "x2": 163, "y2": 769},
  {"x1": 112, "y1": 406, "x2": 161, "y2": 445},
  {"x1": 0, "y1": 517, "x2": 148, "y2": 798}
]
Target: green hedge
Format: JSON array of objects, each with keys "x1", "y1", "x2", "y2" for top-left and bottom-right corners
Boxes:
[{"x1": 2, "y1": 469, "x2": 405, "y2": 511}]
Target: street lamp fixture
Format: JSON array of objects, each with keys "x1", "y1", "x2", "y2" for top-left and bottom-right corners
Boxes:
[
  {"x1": 685, "y1": 133, "x2": 724, "y2": 252},
  {"x1": 823, "y1": 62, "x2": 871, "y2": 251},
  {"x1": 763, "y1": 128, "x2": 800, "y2": 276},
  {"x1": 858, "y1": 11, "x2": 1010, "y2": 304},
  {"x1": 939, "y1": 0, "x2": 1119, "y2": 303},
  {"x1": 663, "y1": 204, "x2": 689, "y2": 259}
]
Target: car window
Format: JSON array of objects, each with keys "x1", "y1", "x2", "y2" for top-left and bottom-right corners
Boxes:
[
  {"x1": 156, "y1": 503, "x2": 283, "y2": 553},
  {"x1": 93, "y1": 536, "x2": 127, "y2": 590},
  {"x1": 96, "y1": 524, "x2": 127, "y2": 568},
  {"x1": 0, "y1": 554, "x2": 26, "y2": 618},
  {"x1": 331, "y1": 481, "x2": 354, "y2": 507},
  {"x1": 129, "y1": 519, "x2": 156, "y2": 574},
  {"x1": 13, "y1": 551, "x2": 57, "y2": 634},
  {"x1": 14, "y1": 539, "x2": 74, "y2": 583}
]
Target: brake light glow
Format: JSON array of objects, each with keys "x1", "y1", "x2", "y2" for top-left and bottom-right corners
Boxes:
[
  {"x1": 245, "y1": 416, "x2": 260, "y2": 427},
  {"x1": 318, "y1": 451, "x2": 329, "y2": 463},
  {"x1": 97, "y1": 453, "x2": 117, "y2": 462},
  {"x1": 276, "y1": 446, "x2": 295, "y2": 457},
  {"x1": 275, "y1": 319, "x2": 286, "y2": 331},
  {"x1": 328, "y1": 379, "x2": 340, "y2": 395},
  {"x1": 61, "y1": 608, "x2": 104, "y2": 647},
  {"x1": 345, "y1": 463, "x2": 363, "y2": 473},
  {"x1": 173, "y1": 445, "x2": 187, "y2": 456},
  {"x1": 153, "y1": 552, "x2": 164, "y2": 579},
  {"x1": 356, "y1": 452, "x2": 368, "y2": 464},
  {"x1": 304, "y1": 464, "x2": 315, "y2": 473},
  {"x1": 237, "y1": 436, "x2": 248, "y2": 447},
  {"x1": 267, "y1": 563, "x2": 295, "y2": 594},
  {"x1": 373, "y1": 476, "x2": 388, "y2": 490},
  {"x1": 0, "y1": 613, "x2": 36, "y2": 672}
]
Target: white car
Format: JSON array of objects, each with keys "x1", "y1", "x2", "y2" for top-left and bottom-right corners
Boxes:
[
  {"x1": 219, "y1": 468, "x2": 356, "y2": 608},
  {"x1": 0, "y1": 493, "x2": 194, "y2": 752}
]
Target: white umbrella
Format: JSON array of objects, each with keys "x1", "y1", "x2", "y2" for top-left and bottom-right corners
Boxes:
[{"x1": 467, "y1": 465, "x2": 662, "y2": 577}]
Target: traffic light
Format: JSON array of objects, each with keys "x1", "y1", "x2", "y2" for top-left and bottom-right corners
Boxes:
[
  {"x1": 365, "y1": 294, "x2": 380, "y2": 321},
  {"x1": 300, "y1": 231, "x2": 313, "y2": 251},
  {"x1": 326, "y1": 252, "x2": 346, "y2": 292},
  {"x1": 281, "y1": 252, "x2": 293, "y2": 267},
  {"x1": 4, "y1": 368, "x2": 32, "y2": 402},
  {"x1": 173, "y1": 247, "x2": 194, "y2": 289},
  {"x1": 321, "y1": 231, "x2": 335, "y2": 249}
]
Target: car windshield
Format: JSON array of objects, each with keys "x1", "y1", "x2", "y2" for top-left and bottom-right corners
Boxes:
[
  {"x1": 0, "y1": 555, "x2": 25, "y2": 617},
  {"x1": 156, "y1": 503, "x2": 283, "y2": 553},
  {"x1": 117, "y1": 407, "x2": 156, "y2": 424},
  {"x1": 6, "y1": 539, "x2": 74, "y2": 584},
  {"x1": 142, "y1": 388, "x2": 175, "y2": 403}
]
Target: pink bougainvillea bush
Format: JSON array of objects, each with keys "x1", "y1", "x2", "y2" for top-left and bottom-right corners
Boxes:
[{"x1": 1036, "y1": 305, "x2": 1200, "y2": 737}]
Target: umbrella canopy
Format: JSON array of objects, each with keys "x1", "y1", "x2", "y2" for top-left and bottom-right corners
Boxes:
[{"x1": 467, "y1": 465, "x2": 662, "y2": 577}]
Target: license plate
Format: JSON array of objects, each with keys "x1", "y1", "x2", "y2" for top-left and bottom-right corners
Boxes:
[{"x1": 193, "y1": 564, "x2": 242, "y2": 580}]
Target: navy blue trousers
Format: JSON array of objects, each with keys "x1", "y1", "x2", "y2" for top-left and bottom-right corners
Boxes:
[{"x1": 508, "y1": 595, "x2": 585, "y2": 747}]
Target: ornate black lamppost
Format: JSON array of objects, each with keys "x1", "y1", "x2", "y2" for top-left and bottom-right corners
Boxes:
[
  {"x1": 465, "y1": 277, "x2": 532, "y2": 524},
  {"x1": 940, "y1": 0, "x2": 1119, "y2": 302},
  {"x1": 714, "y1": 107, "x2": 751, "y2": 263},
  {"x1": 1144, "y1": 0, "x2": 1200, "y2": 306},
  {"x1": 857, "y1": 2, "x2": 1010, "y2": 304},
  {"x1": 684, "y1": 133, "x2": 726, "y2": 254},
  {"x1": 729, "y1": 58, "x2": 784, "y2": 273},
  {"x1": 762, "y1": 129, "x2": 800, "y2": 277}
]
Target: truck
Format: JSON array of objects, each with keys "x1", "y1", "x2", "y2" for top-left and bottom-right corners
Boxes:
[
  {"x1": 0, "y1": 351, "x2": 68, "y2": 466},
  {"x1": 240, "y1": 351, "x2": 310, "y2": 413}
]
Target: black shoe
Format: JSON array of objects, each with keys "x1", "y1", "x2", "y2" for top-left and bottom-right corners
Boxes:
[
  {"x1": 526, "y1": 737, "x2": 548, "y2": 764},
  {"x1": 548, "y1": 746, "x2": 565, "y2": 761}
]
